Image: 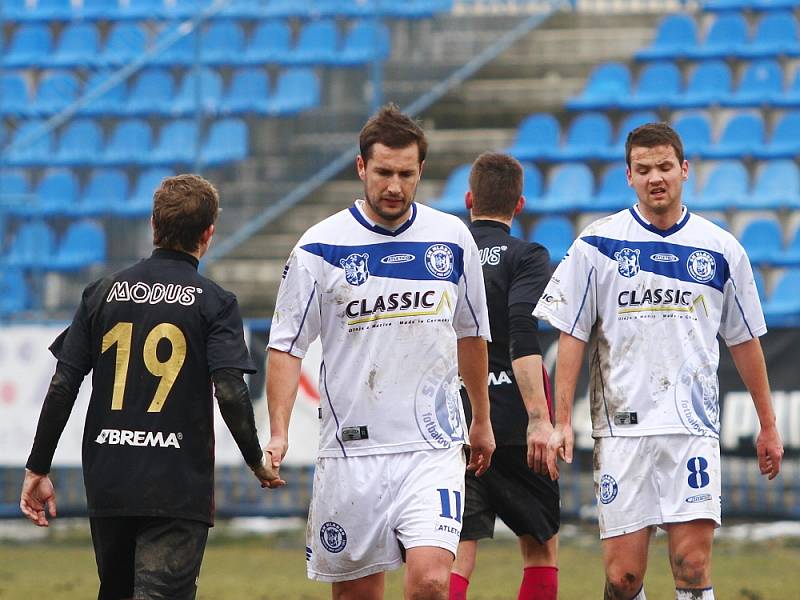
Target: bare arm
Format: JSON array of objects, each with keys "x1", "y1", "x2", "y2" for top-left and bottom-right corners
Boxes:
[
  {"x1": 728, "y1": 337, "x2": 783, "y2": 480},
  {"x1": 458, "y1": 335, "x2": 495, "y2": 476},
  {"x1": 511, "y1": 354, "x2": 552, "y2": 475},
  {"x1": 546, "y1": 331, "x2": 586, "y2": 480},
  {"x1": 264, "y1": 348, "x2": 303, "y2": 486}
]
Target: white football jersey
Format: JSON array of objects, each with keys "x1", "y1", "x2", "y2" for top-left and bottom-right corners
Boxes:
[
  {"x1": 269, "y1": 201, "x2": 490, "y2": 458},
  {"x1": 534, "y1": 206, "x2": 766, "y2": 439}
]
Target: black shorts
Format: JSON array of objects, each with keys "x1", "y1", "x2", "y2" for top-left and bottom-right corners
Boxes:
[
  {"x1": 461, "y1": 445, "x2": 560, "y2": 544},
  {"x1": 90, "y1": 516, "x2": 209, "y2": 600}
]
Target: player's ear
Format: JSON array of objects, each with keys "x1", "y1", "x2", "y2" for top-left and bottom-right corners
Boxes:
[
  {"x1": 514, "y1": 196, "x2": 525, "y2": 215},
  {"x1": 626, "y1": 166, "x2": 633, "y2": 186},
  {"x1": 682, "y1": 160, "x2": 689, "y2": 181},
  {"x1": 465, "y1": 191, "x2": 473, "y2": 211},
  {"x1": 356, "y1": 154, "x2": 366, "y2": 181},
  {"x1": 202, "y1": 224, "x2": 214, "y2": 245}
]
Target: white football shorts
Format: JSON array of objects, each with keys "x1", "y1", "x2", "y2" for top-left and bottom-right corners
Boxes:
[
  {"x1": 306, "y1": 445, "x2": 466, "y2": 582},
  {"x1": 593, "y1": 435, "x2": 721, "y2": 539}
]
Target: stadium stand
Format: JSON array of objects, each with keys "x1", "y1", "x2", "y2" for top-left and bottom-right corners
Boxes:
[{"x1": 635, "y1": 13, "x2": 698, "y2": 60}]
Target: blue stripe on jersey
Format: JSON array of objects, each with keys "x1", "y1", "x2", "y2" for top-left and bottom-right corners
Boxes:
[
  {"x1": 348, "y1": 203, "x2": 417, "y2": 237},
  {"x1": 571, "y1": 266, "x2": 595, "y2": 337},
  {"x1": 301, "y1": 241, "x2": 465, "y2": 285},
  {"x1": 581, "y1": 236, "x2": 730, "y2": 292},
  {"x1": 462, "y1": 272, "x2": 482, "y2": 336},
  {"x1": 730, "y1": 275, "x2": 756, "y2": 339},
  {"x1": 321, "y1": 361, "x2": 347, "y2": 457},
  {"x1": 288, "y1": 287, "x2": 317, "y2": 355},
  {"x1": 629, "y1": 206, "x2": 690, "y2": 237}
]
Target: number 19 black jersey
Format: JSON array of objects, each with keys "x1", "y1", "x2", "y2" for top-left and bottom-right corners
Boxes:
[{"x1": 51, "y1": 249, "x2": 255, "y2": 524}]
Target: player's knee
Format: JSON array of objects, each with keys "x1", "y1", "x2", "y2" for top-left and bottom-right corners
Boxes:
[
  {"x1": 408, "y1": 571, "x2": 449, "y2": 600},
  {"x1": 670, "y1": 549, "x2": 711, "y2": 587},
  {"x1": 604, "y1": 568, "x2": 644, "y2": 600}
]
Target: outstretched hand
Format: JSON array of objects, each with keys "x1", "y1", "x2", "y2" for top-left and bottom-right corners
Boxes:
[{"x1": 20, "y1": 469, "x2": 57, "y2": 527}]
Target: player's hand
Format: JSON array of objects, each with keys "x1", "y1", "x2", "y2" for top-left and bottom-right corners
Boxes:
[
  {"x1": 527, "y1": 416, "x2": 554, "y2": 476},
  {"x1": 252, "y1": 450, "x2": 286, "y2": 489},
  {"x1": 756, "y1": 423, "x2": 783, "y2": 480},
  {"x1": 20, "y1": 469, "x2": 57, "y2": 527},
  {"x1": 263, "y1": 436, "x2": 289, "y2": 488},
  {"x1": 546, "y1": 424, "x2": 573, "y2": 481},
  {"x1": 466, "y1": 419, "x2": 495, "y2": 477}
]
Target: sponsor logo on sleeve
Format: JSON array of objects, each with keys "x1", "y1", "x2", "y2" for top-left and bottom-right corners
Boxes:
[{"x1": 685, "y1": 493, "x2": 713, "y2": 504}]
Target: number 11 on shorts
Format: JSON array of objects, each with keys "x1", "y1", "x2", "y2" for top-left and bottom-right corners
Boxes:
[{"x1": 437, "y1": 489, "x2": 462, "y2": 522}]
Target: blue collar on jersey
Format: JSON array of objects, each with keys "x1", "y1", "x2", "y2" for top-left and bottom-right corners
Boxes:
[
  {"x1": 629, "y1": 205, "x2": 690, "y2": 237},
  {"x1": 349, "y1": 202, "x2": 417, "y2": 237}
]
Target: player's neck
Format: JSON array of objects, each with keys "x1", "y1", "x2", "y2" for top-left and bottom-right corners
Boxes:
[
  {"x1": 635, "y1": 203, "x2": 684, "y2": 231},
  {"x1": 470, "y1": 214, "x2": 512, "y2": 227}
]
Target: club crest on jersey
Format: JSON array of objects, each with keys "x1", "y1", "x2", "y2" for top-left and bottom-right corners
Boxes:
[
  {"x1": 687, "y1": 250, "x2": 716, "y2": 283},
  {"x1": 340, "y1": 253, "x2": 369, "y2": 286},
  {"x1": 320, "y1": 521, "x2": 347, "y2": 553},
  {"x1": 425, "y1": 244, "x2": 454, "y2": 279},
  {"x1": 614, "y1": 248, "x2": 640, "y2": 278},
  {"x1": 599, "y1": 474, "x2": 618, "y2": 504}
]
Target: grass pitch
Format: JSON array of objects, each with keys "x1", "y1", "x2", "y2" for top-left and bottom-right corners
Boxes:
[{"x1": 0, "y1": 522, "x2": 798, "y2": 599}]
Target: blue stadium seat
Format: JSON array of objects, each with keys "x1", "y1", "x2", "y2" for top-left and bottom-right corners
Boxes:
[
  {"x1": 288, "y1": 20, "x2": 340, "y2": 66},
  {"x1": 636, "y1": 14, "x2": 698, "y2": 61},
  {"x1": 148, "y1": 120, "x2": 200, "y2": 165},
  {"x1": 528, "y1": 216, "x2": 574, "y2": 263},
  {"x1": 620, "y1": 62, "x2": 682, "y2": 110},
  {"x1": 3, "y1": 0, "x2": 33, "y2": 21},
  {"x1": 30, "y1": 71, "x2": 80, "y2": 116},
  {"x1": 4, "y1": 24, "x2": 53, "y2": 68},
  {"x1": 337, "y1": 21, "x2": 391, "y2": 66},
  {"x1": 32, "y1": 169, "x2": 81, "y2": 218},
  {"x1": 35, "y1": 0, "x2": 75, "y2": 20},
  {"x1": 695, "y1": 161, "x2": 749, "y2": 210},
  {"x1": 4, "y1": 120, "x2": 55, "y2": 167},
  {"x1": 673, "y1": 61, "x2": 733, "y2": 108},
  {"x1": 80, "y1": 0, "x2": 124, "y2": 20},
  {"x1": 739, "y1": 217, "x2": 783, "y2": 265},
  {"x1": 201, "y1": 119, "x2": 248, "y2": 166},
  {"x1": 5, "y1": 220, "x2": 56, "y2": 268},
  {"x1": 169, "y1": 0, "x2": 208, "y2": 19},
  {"x1": 701, "y1": 0, "x2": 752, "y2": 12},
  {"x1": 603, "y1": 111, "x2": 658, "y2": 162},
  {"x1": 75, "y1": 169, "x2": 128, "y2": 217},
  {"x1": 50, "y1": 221, "x2": 107, "y2": 272},
  {"x1": 753, "y1": 0, "x2": 800, "y2": 10},
  {"x1": 219, "y1": 0, "x2": 264, "y2": 18},
  {"x1": 219, "y1": 68, "x2": 271, "y2": 115},
  {"x1": 744, "y1": 160, "x2": 800, "y2": 209},
  {"x1": 115, "y1": 168, "x2": 174, "y2": 218},
  {"x1": 753, "y1": 267, "x2": 767, "y2": 303},
  {"x1": 687, "y1": 13, "x2": 749, "y2": 60},
  {"x1": 382, "y1": 0, "x2": 454, "y2": 19},
  {"x1": 171, "y1": 68, "x2": 224, "y2": 116},
  {"x1": 566, "y1": 63, "x2": 631, "y2": 111},
  {"x1": 261, "y1": 0, "x2": 313, "y2": 18},
  {"x1": 116, "y1": 0, "x2": 166, "y2": 20},
  {"x1": 125, "y1": 69, "x2": 176, "y2": 116},
  {"x1": 104, "y1": 120, "x2": 153, "y2": 166},
  {"x1": 428, "y1": 164, "x2": 470, "y2": 214},
  {"x1": 530, "y1": 163, "x2": 594, "y2": 214},
  {"x1": 0, "y1": 268, "x2": 29, "y2": 317},
  {"x1": 551, "y1": 113, "x2": 612, "y2": 162},
  {"x1": 773, "y1": 67, "x2": 800, "y2": 107},
  {"x1": 0, "y1": 170, "x2": 31, "y2": 215},
  {"x1": 202, "y1": 21, "x2": 246, "y2": 66},
  {"x1": 50, "y1": 23, "x2": 100, "y2": 68},
  {"x1": 99, "y1": 23, "x2": 148, "y2": 67},
  {"x1": 244, "y1": 20, "x2": 293, "y2": 65},
  {"x1": 522, "y1": 163, "x2": 543, "y2": 204},
  {"x1": 673, "y1": 111, "x2": 713, "y2": 158},
  {"x1": 723, "y1": 60, "x2": 784, "y2": 107},
  {"x1": 0, "y1": 73, "x2": 30, "y2": 117},
  {"x1": 54, "y1": 119, "x2": 104, "y2": 167},
  {"x1": 152, "y1": 24, "x2": 197, "y2": 66},
  {"x1": 315, "y1": 0, "x2": 376, "y2": 18},
  {"x1": 263, "y1": 68, "x2": 321, "y2": 115},
  {"x1": 755, "y1": 111, "x2": 800, "y2": 159},
  {"x1": 740, "y1": 11, "x2": 800, "y2": 58},
  {"x1": 592, "y1": 165, "x2": 633, "y2": 212},
  {"x1": 705, "y1": 113, "x2": 765, "y2": 159},
  {"x1": 762, "y1": 268, "x2": 800, "y2": 326},
  {"x1": 80, "y1": 71, "x2": 128, "y2": 117},
  {"x1": 776, "y1": 227, "x2": 800, "y2": 266},
  {"x1": 506, "y1": 113, "x2": 560, "y2": 162}
]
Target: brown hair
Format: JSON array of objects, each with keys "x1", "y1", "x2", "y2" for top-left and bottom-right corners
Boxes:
[
  {"x1": 468, "y1": 152, "x2": 523, "y2": 218},
  {"x1": 359, "y1": 103, "x2": 428, "y2": 164},
  {"x1": 625, "y1": 122, "x2": 685, "y2": 167},
  {"x1": 152, "y1": 174, "x2": 219, "y2": 253}
]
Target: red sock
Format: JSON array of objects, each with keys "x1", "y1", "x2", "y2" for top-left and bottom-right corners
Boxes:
[
  {"x1": 518, "y1": 566, "x2": 558, "y2": 600},
  {"x1": 449, "y1": 572, "x2": 469, "y2": 600}
]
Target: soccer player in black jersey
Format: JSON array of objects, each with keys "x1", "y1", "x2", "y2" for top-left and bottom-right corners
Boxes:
[
  {"x1": 20, "y1": 174, "x2": 279, "y2": 600},
  {"x1": 450, "y1": 153, "x2": 559, "y2": 600}
]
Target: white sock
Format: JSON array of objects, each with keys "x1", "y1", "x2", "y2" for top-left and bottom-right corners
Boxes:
[{"x1": 676, "y1": 588, "x2": 714, "y2": 600}]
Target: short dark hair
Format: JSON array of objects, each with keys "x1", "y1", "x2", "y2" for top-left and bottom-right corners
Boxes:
[
  {"x1": 359, "y1": 103, "x2": 428, "y2": 164},
  {"x1": 468, "y1": 152, "x2": 523, "y2": 218},
  {"x1": 625, "y1": 122, "x2": 685, "y2": 166},
  {"x1": 152, "y1": 174, "x2": 219, "y2": 253}
]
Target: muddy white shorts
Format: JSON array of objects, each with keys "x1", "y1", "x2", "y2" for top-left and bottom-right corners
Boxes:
[
  {"x1": 593, "y1": 435, "x2": 721, "y2": 539},
  {"x1": 306, "y1": 445, "x2": 466, "y2": 582}
]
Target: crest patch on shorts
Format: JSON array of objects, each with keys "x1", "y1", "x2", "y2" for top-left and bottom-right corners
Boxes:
[
  {"x1": 320, "y1": 521, "x2": 347, "y2": 553},
  {"x1": 599, "y1": 474, "x2": 618, "y2": 504}
]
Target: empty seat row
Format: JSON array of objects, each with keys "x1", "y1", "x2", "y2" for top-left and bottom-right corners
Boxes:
[
  {"x1": 0, "y1": 68, "x2": 320, "y2": 118},
  {"x1": 702, "y1": 0, "x2": 800, "y2": 13},
  {"x1": 568, "y1": 60, "x2": 800, "y2": 111},
  {"x1": 637, "y1": 11, "x2": 800, "y2": 61},
  {"x1": 0, "y1": 168, "x2": 173, "y2": 219},
  {"x1": 1, "y1": 20, "x2": 390, "y2": 69},
  {"x1": 0, "y1": 220, "x2": 106, "y2": 272},
  {"x1": 2, "y1": 118, "x2": 248, "y2": 167},
  {"x1": 739, "y1": 217, "x2": 800, "y2": 265}
]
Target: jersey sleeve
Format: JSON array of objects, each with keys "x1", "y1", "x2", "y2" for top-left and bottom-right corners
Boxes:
[
  {"x1": 453, "y1": 230, "x2": 491, "y2": 340},
  {"x1": 207, "y1": 294, "x2": 257, "y2": 374},
  {"x1": 508, "y1": 244, "x2": 551, "y2": 309},
  {"x1": 268, "y1": 247, "x2": 322, "y2": 358},
  {"x1": 533, "y1": 238, "x2": 596, "y2": 343},
  {"x1": 49, "y1": 282, "x2": 99, "y2": 375},
  {"x1": 719, "y1": 243, "x2": 767, "y2": 346}
]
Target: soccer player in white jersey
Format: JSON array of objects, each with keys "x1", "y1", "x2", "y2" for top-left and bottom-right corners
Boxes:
[
  {"x1": 265, "y1": 104, "x2": 495, "y2": 600},
  {"x1": 534, "y1": 123, "x2": 784, "y2": 600}
]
